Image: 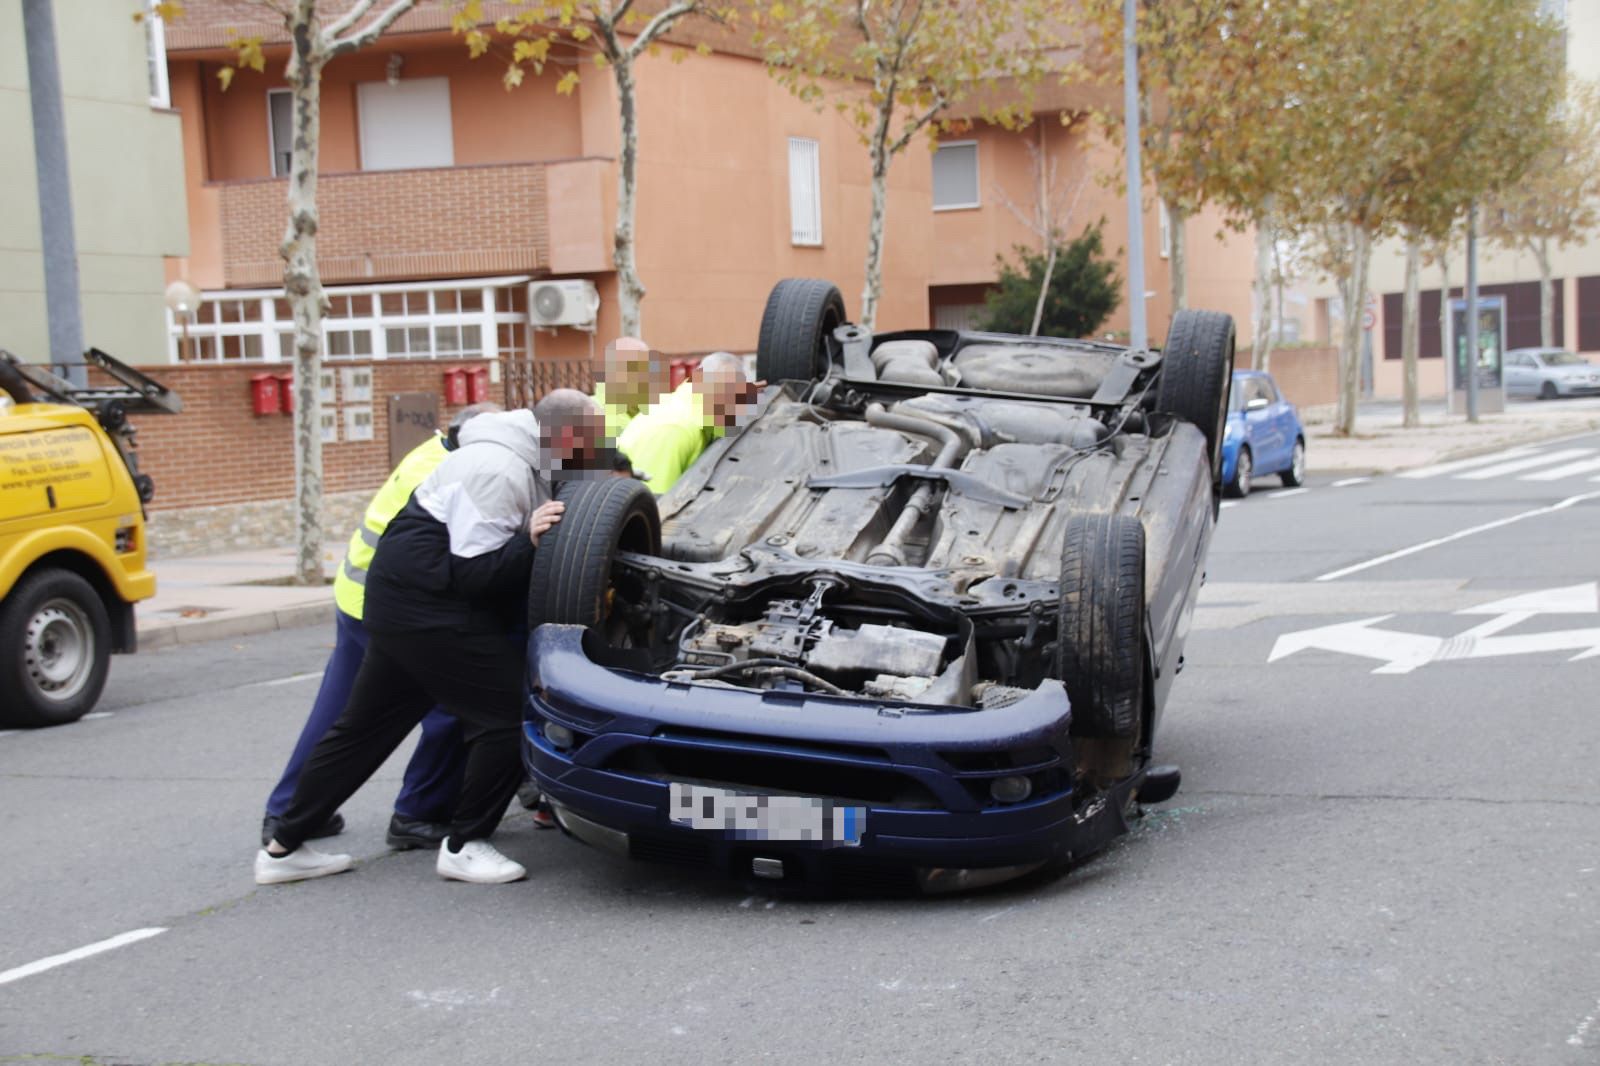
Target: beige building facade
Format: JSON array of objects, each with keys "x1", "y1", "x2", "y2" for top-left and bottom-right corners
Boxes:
[{"x1": 0, "y1": 0, "x2": 188, "y2": 366}]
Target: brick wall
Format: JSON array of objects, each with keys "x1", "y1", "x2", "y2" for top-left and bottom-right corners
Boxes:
[
  {"x1": 118, "y1": 358, "x2": 515, "y2": 512},
  {"x1": 219, "y1": 164, "x2": 550, "y2": 287}
]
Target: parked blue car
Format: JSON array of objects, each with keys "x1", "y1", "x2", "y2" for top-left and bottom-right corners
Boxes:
[{"x1": 1222, "y1": 369, "x2": 1306, "y2": 497}]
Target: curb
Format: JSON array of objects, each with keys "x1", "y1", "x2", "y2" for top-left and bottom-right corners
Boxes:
[{"x1": 138, "y1": 599, "x2": 336, "y2": 650}]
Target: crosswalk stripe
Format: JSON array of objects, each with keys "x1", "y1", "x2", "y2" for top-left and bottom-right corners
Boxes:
[
  {"x1": 1456, "y1": 448, "x2": 1596, "y2": 480},
  {"x1": 1398, "y1": 445, "x2": 1542, "y2": 479},
  {"x1": 1520, "y1": 456, "x2": 1600, "y2": 482}
]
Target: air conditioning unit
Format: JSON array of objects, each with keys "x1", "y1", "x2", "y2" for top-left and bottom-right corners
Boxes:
[{"x1": 527, "y1": 279, "x2": 600, "y2": 328}]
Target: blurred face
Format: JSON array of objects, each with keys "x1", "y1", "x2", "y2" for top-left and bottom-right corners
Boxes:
[
  {"x1": 697, "y1": 363, "x2": 761, "y2": 430},
  {"x1": 599, "y1": 338, "x2": 669, "y2": 413},
  {"x1": 541, "y1": 402, "x2": 607, "y2": 467}
]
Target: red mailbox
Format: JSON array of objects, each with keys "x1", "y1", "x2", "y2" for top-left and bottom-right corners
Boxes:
[
  {"x1": 250, "y1": 374, "x2": 280, "y2": 416},
  {"x1": 467, "y1": 365, "x2": 490, "y2": 404},
  {"x1": 274, "y1": 373, "x2": 295, "y2": 415},
  {"x1": 669, "y1": 357, "x2": 698, "y2": 391},
  {"x1": 442, "y1": 368, "x2": 468, "y2": 406}
]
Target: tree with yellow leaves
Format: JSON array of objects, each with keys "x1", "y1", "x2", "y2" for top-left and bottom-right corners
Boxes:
[
  {"x1": 458, "y1": 0, "x2": 737, "y2": 338},
  {"x1": 178, "y1": 0, "x2": 419, "y2": 584},
  {"x1": 1483, "y1": 81, "x2": 1600, "y2": 351},
  {"x1": 754, "y1": 0, "x2": 1054, "y2": 329}
]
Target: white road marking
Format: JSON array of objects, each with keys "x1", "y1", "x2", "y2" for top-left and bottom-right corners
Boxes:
[
  {"x1": 0, "y1": 927, "x2": 167, "y2": 987},
  {"x1": 0, "y1": 730, "x2": 20, "y2": 739},
  {"x1": 1332, "y1": 477, "x2": 1370, "y2": 487},
  {"x1": 81, "y1": 711, "x2": 114, "y2": 720},
  {"x1": 1459, "y1": 583, "x2": 1598, "y2": 615},
  {"x1": 244, "y1": 671, "x2": 324, "y2": 689},
  {"x1": 1266, "y1": 487, "x2": 1310, "y2": 499},
  {"x1": 1570, "y1": 996, "x2": 1599, "y2": 1047},
  {"x1": 1397, "y1": 445, "x2": 1542, "y2": 479},
  {"x1": 1455, "y1": 448, "x2": 1595, "y2": 480},
  {"x1": 1220, "y1": 501, "x2": 1240, "y2": 509},
  {"x1": 1315, "y1": 490, "x2": 1600, "y2": 582},
  {"x1": 1520, "y1": 455, "x2": 1600, "y2": 481}
]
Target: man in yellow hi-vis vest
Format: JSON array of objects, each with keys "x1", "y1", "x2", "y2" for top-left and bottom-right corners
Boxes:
[
  {"x1": 616, "y1": 352, "x2": 759, "y2": 495},
  {"x1": 261, "y1": 403, "x2": 500, "y2": 851}
]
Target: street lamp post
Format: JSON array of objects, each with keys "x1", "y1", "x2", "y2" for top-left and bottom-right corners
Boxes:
[
  {"x1": 1465, "y1": 204, "x2": 1480, "y2": 423},
  {"x1": 1123, "y1": 0, "x2": 1147, "y2": 352},
  {"x1": 164, "y1": 280, "x2": 199, "y2": 363}
]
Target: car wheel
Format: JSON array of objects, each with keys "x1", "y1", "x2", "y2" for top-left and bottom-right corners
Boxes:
[
  {"x1": 0, "y1": 568, "x2": 112, "y2": 728},
  {"x1": 756, "y1": 279, "x2": 847, "y2": 385},
  {"x1": 1054, "y1": 512, "x2": 1146, "y2": 740},
  {"x1": 1225, "y1": 446, "x2": 1252, "y2": 497},
  {"x1": 1155, "y1": 310, "x2": 1236, "y2": 499},
  {"x1": 1540, "y1": 381, "x2": 1559, "y2": 400},
  {"x1": 1280, "y1": 439, "x2": 1306, "y2": 487},
  {"x1": 527, "y1": 477, "x2": 661, "y2": 638}
]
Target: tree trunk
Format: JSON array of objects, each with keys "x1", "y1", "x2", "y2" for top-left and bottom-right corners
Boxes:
[
  {"x1": 1251, "y1": 215, "x2": 1274, "y2": 371},
  {"x1": 1029, "y1": 243, "x2": 1057, "y2": 337},
  {"x1": 1336, "y1": 224, "x2": 1371, "y2": 437},
  {"x1": 1166, "y1": 196, "x2": 1187, "y2": 313},
  {"x1": 864, "y1": 137, "x2": 889, "y2": 328},
  {"x1": 283, "y1": 7, "x2": 325, "y2": 586},
  {"x1": 1401, "y1": 235, "x2": 1421, "y2": 429},
  {"x1": 1536, "y1": 238, "x2": 1554, "y2": 349},
  {"x1": 612, "y1": 59, "x2": 645, "y2": 337}
]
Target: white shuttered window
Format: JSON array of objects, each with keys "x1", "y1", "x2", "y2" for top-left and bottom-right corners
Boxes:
[
  {"x1": 932, "y1": 141, "x2": 980, "y2": 210},
  {"x1": 788, "y1": 137, "x2": 823, "y2": 246}
]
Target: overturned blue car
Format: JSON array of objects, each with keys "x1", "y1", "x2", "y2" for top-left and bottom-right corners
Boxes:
[{"x1": 523, "y1": 279, "x2": 1232, "y2": 894}]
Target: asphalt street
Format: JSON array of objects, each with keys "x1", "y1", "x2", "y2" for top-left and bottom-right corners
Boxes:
[{"x1": 4, "y1": 432, "x2": 1600, "y2": 1065}]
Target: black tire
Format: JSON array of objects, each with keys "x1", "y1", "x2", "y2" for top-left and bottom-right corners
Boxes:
[
  {"x1": 1053, "y1": 513, "x2": 1146, "y2": 740},
  {"x1": 1540, "y1": 381, "x2": 1559, "y2": 400},
  {"x1": 1280, "y1": 438, "x2": 1306, "y2": 487},
  {"x1": 527, "y1": 477, "x2": 661, "y2": 633},
  {"x1": 1156, "y1": 310, "x2": 1236, "y2": 496},
  {"x1": 0, "y1": 568, "x2": 112, "y2": 728},
  {"x1": 1225, "y1": 446, "x2": 1252, "y2": 498},
  {"x1": 756, "y1": 279, "x2": 847, "y2": 385}
]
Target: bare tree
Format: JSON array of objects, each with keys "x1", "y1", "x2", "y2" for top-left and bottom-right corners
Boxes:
[{"x1": 991, "y1": 120, "x2": 1090, "y2": 337}]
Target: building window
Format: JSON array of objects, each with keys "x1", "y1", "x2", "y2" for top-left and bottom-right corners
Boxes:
[
  {"x1": 168, "y1": 277, "x2": 529, "y2": 364},
  {"x1": 1158, "y1": 200, "x2": 1172, "y2": 259},
  {"x1": 356, "y1": 77, "x2": 455, "y2": 171},
  {"x1": 788, "y1": 137, "x2": 822, "y2": 246},
  {"x1": 932, "y1": 141, "x2": 979, "y2": 210},
  {"x1": 268, "y1": 90, "x2": 293, "y2": 177},
  {"x1": 144, "y1": 6, "x2": 170, "y2": 108}
]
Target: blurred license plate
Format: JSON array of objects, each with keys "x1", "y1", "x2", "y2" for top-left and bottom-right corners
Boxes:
[{"x1": 668, "y1": 783, "x2": 865, "y2": 845}]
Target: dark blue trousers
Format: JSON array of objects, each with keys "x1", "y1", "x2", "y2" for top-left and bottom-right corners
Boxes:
[{"x1": 265, "y1": 609, "x2": 466, "y2": 822}]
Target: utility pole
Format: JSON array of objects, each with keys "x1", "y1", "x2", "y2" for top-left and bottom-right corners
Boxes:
[
  {"x1": 1122, "y1": 0, "x2": 1147, "y2": 352},
  {"x1": 21, "y1": 0, "x2": 86, "y2": 386},
  {"x1": 1466, "y1": 203, "x2": 1480, "y2": 423}
]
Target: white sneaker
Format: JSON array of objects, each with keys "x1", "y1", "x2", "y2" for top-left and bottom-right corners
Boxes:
[
  {"x1": 436, "y1": 838, "x2": 527, "y2": 884},
  {"x1": 254, "y1": 844, "x2": 354, "y2": 885}
]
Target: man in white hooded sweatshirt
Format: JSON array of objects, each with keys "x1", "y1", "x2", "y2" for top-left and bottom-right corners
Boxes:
[{"x1": 255, "y1": 389, "x2": 604, "y2": 886}]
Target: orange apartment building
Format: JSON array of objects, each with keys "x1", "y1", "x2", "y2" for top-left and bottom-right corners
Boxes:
[{"x1": 138, "y1": 2, "x2": 1256, "y2": 545}]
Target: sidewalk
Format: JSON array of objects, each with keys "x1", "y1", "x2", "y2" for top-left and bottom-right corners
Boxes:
[
  {"x1": 135, "y1": 394, "x2": 1600, "y2": 649},
  {"x1": 137, "y1": 547, "x2": 337, "y2": 649},
  {"x1": 1302, "y1": 395, "x2": 1600, "y2": 473}
]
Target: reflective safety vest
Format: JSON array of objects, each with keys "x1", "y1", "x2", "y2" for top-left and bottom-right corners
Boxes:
[{"x1": 332, "y1": 434, "x2": 450, "y2": 620}]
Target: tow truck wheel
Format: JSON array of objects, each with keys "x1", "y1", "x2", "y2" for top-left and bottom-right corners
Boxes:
[
  {"x1": 0, "y1": 568, "x2": 112, "y2": 728},
  {"x1": 756, "y1": 279, "x2": 847, "y2": 385},
  {"x1": 1054, "y1": 512, "x2": 1146, "y2": 740},
  {"x1": 527, "y1": 477, "x2": 661, "y2": 638},
  {"x1": 1156, "y1": 309, "x2": 1235, "y2": 498}
]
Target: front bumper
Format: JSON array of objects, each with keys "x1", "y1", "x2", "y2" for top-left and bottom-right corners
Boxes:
[{"x1": 524, "y1": 625, "x2": 1139, "y2": 892}]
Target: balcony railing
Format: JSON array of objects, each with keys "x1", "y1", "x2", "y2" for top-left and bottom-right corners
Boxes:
[{"x1": 214, "y1": 158, "x2": 613, "y2": 288}]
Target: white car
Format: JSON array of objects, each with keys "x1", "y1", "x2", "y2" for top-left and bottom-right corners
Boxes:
[{"x1": 1503, "y1": 348, "x2": 1600, "y2": 400}]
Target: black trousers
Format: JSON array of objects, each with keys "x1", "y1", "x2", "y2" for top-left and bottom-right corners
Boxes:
[{"x1": 271, "y1": 628, "x2": 526, "y2": 854}]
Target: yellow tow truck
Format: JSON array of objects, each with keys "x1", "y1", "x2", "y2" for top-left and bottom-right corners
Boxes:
[{"x1": 0, "y1": 349, "x2": 180, "y2": 727}]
